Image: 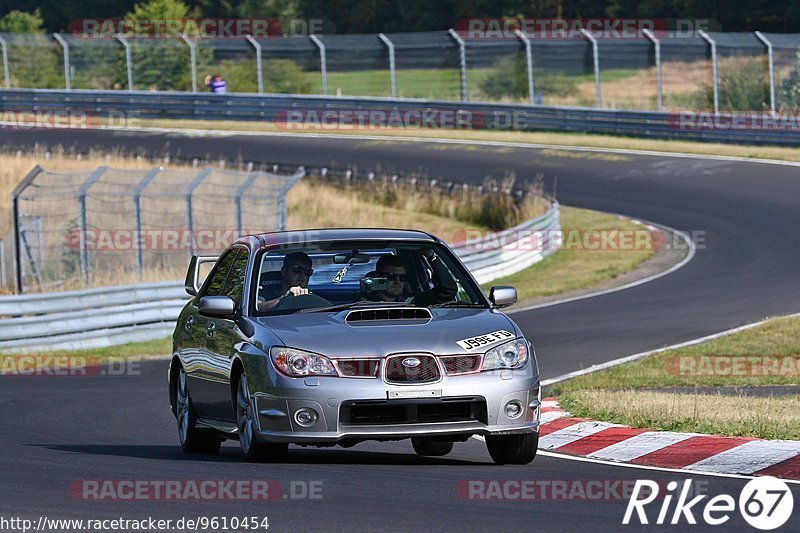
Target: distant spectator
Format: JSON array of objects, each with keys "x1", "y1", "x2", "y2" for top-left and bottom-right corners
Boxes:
[{"x1": 204, "y1": 74, "x2": 227, "y2": 94}]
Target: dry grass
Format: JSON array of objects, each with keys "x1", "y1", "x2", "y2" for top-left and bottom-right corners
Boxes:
[
  {"x1": 286, "y1": 178, "x2": 484, "y2": 237},
  {"x1": 560, "y1": 390, "x2": 800, "y2": 440},
  {"x1": 0, "y1": 149, "x2": 498, "y2": 293}
]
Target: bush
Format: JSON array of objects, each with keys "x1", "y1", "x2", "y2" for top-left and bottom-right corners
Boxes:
[
  {"x1": 479, "y1": 55, "x2": 578, "y2": 101},
  {"x1": 311, "y1": 171, "x2": 551, "y2": 231},
  {"x1": 696, "y1": 57, "x2": 768, "y2": 111},
  {"x1": 779, "y1": 51, "x2": 800, "y2": 110}
]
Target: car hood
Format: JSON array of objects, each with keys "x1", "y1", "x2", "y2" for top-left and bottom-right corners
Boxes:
[{"x1": 254, "y1": 308, "x2": 519, "y2": 357}]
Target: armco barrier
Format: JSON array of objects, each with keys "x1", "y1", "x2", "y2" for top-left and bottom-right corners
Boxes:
[
  {"x1": 1, "y1": 89, "x2": 798, "y2": 146},
  {"x1": 0, "y1": 204, "x2": 560, "y2": 352}
]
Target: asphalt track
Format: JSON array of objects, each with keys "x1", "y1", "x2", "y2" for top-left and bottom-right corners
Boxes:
[{"x1": 1, "y1": 128, "x2": 800, "y2": 531}]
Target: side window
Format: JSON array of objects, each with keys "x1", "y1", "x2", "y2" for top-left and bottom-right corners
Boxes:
[
  {"x1": 223, "y1": 248, "x2": 249, "y2": 305},
  {"x1": 203, "y1": 250, "x2": 239, "y2": 297}
]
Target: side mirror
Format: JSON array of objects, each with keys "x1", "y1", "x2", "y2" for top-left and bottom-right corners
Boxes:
[
  {"x1": 489, "y1": 286, "x2": 517, "y2": 308},
  {"x1": 198, "y1": 296, "x2": 236, "y2": 318},
  {"x1": 185, "y1": 255, "x2": 219, "y2": 295}
]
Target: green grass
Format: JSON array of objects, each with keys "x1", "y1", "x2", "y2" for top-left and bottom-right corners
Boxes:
[
  {"x1": 1, "y1": 336, "x2": 172, "y2": 361},
  {"x1": 552, "y1": 314, "x2": 800, "y2": 394},
  {"x1": 482, "y1": 206, "x2": 657, "y2": 300}
]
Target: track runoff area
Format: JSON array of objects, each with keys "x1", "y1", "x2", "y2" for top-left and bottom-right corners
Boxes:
[{"x1": 1, "y1": 126, "x2": 800, "y2": 530}]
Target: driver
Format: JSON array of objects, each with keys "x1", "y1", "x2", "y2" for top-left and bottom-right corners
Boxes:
[
  {"x1": 368, "y1": 249, "x2": 458, "y2": 306},
  {"x1": 257, "y1": 252, "x2": 313, "y2": 311}
]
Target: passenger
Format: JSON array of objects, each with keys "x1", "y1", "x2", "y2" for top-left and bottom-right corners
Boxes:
[
  {"x1": 369, "y1": 250, "x2": 458, "y2": 306},
  {"x1": 257, "y1": 252, "x2": 313, "y2": 311}
]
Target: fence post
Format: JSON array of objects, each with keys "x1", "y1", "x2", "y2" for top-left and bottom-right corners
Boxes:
[
  {"x1": 132, "y1": 167, "x2": 162, "y2": 279},
  {"x1": 185, "y1": 169, "x2": 212, "y2": 257},
  {"x1": 78, "y1": 167, "x2": 108, "y2": 282},
  {"x1": 698, "y1": 30, "x2": 719, "y2": 113},
  {"x1": 234, "y1": 173, "x2": 260, "y2": 235},
  {"x1": 11, "y1": 166, "x2": 44, "y2": 293},
  {"x1": 448, "y1": 29, "x2": 468, "y2": 101},
  {"x1": 181, "y1": 34, "x2": 197, "y2": 92},
  {"x1": 514, "y1": 29, "x2": 535, "y2": 104},
  {"x1": 0, "y1": 35, "x2": 10, "y2": 88},
  {"x1": 115, "y1": 34, "x2": 134, "y2": 91},
  {"x1": 579, "y1": 29, "x2": 601, "y2": 107},
  {"x1": 755, "y1": 31, "x2": 776, "y2": 114},
  {"x1": 245, "y1": 35, "x2": 264, "y2": 94},
  {"x1": 276, "y1": 168, "x2": 307, "y2": 231},
  {"x1": 52, "y1": 33, "x2": 71, "y2": 90},
  {"x1": 378, "y1": 33, "x2": 397, "y2": 97},
  {"x1": 309, "y1": 35, "x2": 328, "y2": 95},
  {"x1": 642, "y1": 29, "x2": 662, "y2": 112}
]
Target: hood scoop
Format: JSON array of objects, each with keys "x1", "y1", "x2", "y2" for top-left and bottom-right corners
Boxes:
[{"x1": 346, "y1": 307, "x2": 432, "y2": 323}]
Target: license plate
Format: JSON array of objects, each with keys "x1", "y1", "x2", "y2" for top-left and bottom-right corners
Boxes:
[{"x1": 387, "y1": 389, "x2": 441, "y2": 399}]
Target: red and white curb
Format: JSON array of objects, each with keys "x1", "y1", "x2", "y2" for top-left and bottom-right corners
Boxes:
[{"x1": 538, "y1": 398, "x2": 800, "y2": 480}]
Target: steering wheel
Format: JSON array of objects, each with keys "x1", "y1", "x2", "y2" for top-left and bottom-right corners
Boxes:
[{"x1": 272, "y1": 293, "x2": 332, "y2": 312}]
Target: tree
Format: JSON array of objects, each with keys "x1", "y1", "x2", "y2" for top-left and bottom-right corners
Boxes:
[{"x1": 0, "y1": 9, "x2": 46, "y2": 33}]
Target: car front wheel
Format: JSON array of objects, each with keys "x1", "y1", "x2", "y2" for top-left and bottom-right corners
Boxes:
[
  {"x1": 236, "y1": 372, "x2": 288, "y2": 462},
  {"x1": 485, "y1": 432, "x2": 538, "y2": 465},
  {"x1": 175, "y1": 366, "x2": 222, "y2": 454}
]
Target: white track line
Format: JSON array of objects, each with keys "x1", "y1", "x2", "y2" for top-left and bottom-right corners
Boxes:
[
  {"x1": 684, "y1": 440, "x2": 800, "y2": 475},
  {"x1": 541, "y1": 311, "x2": 800, "y2": 386},
  {"x1": 539, "y1": 421, "x2": 623, "y2": 450},
  {"x1": 588, "y1": 431, "x2": 696, "y2": 462},
  {"x1": 540, "y1": 410, "x2": 572, "y2": 424},
  {"x1": 537, "y1": 450, "x2": 800, "y2": 485}
]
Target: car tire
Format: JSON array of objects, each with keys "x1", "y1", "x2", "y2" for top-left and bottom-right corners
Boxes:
[
  {"x1": 411, "y1": 437, "x2": 454, "y2": 457},
  {"x1": 174, "y1": 366, "x2": 222, "y2": 454},
  {"x1": 485, "y1": 432, "x2": 538, "y2": 465},
  {"x1": 236, "y1": 372, "x2": 288, "y2": 462}
]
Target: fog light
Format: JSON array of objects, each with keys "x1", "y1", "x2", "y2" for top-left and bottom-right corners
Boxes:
[
  {"x1": 294, "y1": 408, "x2": 318, "y2": 427},
  {"x1": 505, "y1": 401, "x2": 523, "y2": 419}
]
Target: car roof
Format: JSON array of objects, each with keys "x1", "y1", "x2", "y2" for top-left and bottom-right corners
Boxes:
[{"x1": 237, "y1": 228, "x2": 439, "y2": 250}]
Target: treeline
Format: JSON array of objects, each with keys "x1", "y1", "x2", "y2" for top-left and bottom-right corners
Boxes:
[{"x1": 1, "y1": 0, "x2": 799, "y2": 34}]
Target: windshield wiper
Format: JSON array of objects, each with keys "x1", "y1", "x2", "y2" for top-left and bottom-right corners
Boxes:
[
  {"x1": 429, "y1": 301, "x2": 485, "y2": 308},
  {"x1": 300, "y1": 301, "x2": 409, "y2": 313}
]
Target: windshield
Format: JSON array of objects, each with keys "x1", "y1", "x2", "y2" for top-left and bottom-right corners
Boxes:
[{"x1": 252, "y1": 240, "x2": 486, "y2": 315}]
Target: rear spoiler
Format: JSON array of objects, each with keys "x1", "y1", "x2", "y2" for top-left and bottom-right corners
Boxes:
[{"x1": 184, "y1": 255, "x2": 220, "y2": 296}]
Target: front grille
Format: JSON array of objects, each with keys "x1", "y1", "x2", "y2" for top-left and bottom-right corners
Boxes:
[
  {"x1": 440, "y1": 355, "x2": 482, "y2": 375},
  {"x1": 340, "y1": 397, "x2": 488, "y2": 426},
  {"x1": 384, "y1": 354, "x2": 440, "y2": 384},
  {"x1": 334, "y1": 359, "x2": 380, "y2": 378}
]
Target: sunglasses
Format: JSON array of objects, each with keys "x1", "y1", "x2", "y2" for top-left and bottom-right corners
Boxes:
[
  {"x1": 289, "y1": 265, "x2": 313, "y2": 276},
  {"x1": 380, "y1": 272, "x2": 407, "y2": 282}
]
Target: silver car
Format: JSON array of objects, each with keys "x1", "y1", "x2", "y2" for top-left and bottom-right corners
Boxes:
[{"x1": 169, "y1": 229, "x2": 541, "y2": 464}]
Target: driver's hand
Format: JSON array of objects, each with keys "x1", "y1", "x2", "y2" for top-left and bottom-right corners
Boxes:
[{"x1": 284, "y1": 286, "x2": 309, "y2": 297}]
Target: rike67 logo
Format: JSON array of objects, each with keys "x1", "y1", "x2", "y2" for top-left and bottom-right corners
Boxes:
[{"x1": 624, "y1": 477, "x2": 794, "y2": 530}]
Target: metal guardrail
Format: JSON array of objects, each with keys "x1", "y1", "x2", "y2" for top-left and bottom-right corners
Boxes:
[
  {"x1": 0, "y1": 204, "x2": 561, "y2": 352},
  {"x1": 1, "y1": 88, "x2": 795, "y2": 146}
]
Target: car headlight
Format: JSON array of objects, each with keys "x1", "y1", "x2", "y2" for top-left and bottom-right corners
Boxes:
[
  {"x1": 481, "y1": 338, "x2": 529, "y2": 371},
  {"x1": 270, "y1": 346, "x2": 337, "y2": 377}
]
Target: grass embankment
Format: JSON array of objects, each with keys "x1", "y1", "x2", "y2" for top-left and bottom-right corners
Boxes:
[
  {"x1": 482, "y1": 206, "x2": 657, "y2": 301},
  {"x1": 553, "y1": 314, "x2": 800, "y2": 440}
]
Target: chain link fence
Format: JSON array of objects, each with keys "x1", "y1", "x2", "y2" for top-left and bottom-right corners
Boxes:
[
  {"x1": 2, "y1": 30, "x2": 800, "y2": 111},
  {"x1": 10, "y1": 165, "x2": 305, "y2": 293}
]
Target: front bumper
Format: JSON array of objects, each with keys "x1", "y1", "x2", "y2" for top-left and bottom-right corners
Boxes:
[{"x1": 249, "y1": 370, "x2": 540, "y2": 444}]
